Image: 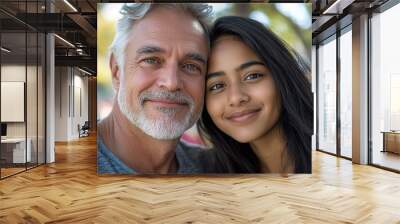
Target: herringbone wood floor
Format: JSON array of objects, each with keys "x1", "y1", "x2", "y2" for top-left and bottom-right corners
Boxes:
[{"x1": 0, "y1": 135, "x2": 399, "y2": 223}]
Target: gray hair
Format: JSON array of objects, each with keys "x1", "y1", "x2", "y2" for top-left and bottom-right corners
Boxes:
[{"x1": 110, "y1": 3, "x2": 213, "y2": 69}]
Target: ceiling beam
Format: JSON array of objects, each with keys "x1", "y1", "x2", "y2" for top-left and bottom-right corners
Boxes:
[
  {"x1": 322, "y1": 0, "x2": 356, "y2": 15},
  {"x1": 67, "y1": 13, "x2": 96, "y2": 39},
  {"x1": 55, "y1": 55, "x2": 96, "y2": 73}
]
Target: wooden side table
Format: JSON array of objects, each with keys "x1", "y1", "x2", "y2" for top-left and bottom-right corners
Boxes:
[{"x1": 381, "y1": 131, "x2": 400, "y2": 154}]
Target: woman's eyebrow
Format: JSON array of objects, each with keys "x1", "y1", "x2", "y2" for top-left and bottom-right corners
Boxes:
[
  {"x1": 206, "y1": 71, "x2": 225, "y2": 80},
  {"x1": 206, "y1": 60, "x2": 264, "y2": 80},
  {"x1": 235, "y1": 60, "x2": 264, "y2": 72}
]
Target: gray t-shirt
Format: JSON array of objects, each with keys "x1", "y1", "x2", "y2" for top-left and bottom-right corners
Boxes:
[{"x1": 97, "y1": 137, "x2": 208, "y2": 174}]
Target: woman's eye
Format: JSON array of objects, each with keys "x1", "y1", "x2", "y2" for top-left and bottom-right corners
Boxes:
[
  {"x1": 182, "y1": 63, "x2": 201, "y2": 73},
  {"x1": 244, "y1": 73, "x2": 264, "y2": 81},
  {"x1": 208, "y1": 83, "x2": 225, "y2": 92}
]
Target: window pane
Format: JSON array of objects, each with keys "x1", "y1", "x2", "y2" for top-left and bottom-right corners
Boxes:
[
  {"x1": 340, "y1": 29, "x2": 352, "y2": 158},
  {"x1": 318, "y1": 37, "x2": 337, "y2": 154}
]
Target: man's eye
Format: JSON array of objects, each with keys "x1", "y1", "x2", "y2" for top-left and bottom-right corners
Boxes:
[
  {"x1": 143, "y1": 57, "x2": 161, "y2": 65},
  {"x1": 182, "y1": 63, "x2": 201, "y2": 73},
  {"x1": 208, "y1": 83, "x2": 225, "y2": 92},
  {"x1": 244, "y1": 73, "x2": 264, "y2": 81}
]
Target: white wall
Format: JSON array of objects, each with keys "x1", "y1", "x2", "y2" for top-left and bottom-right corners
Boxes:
[
  {"x1": 55, "y1": 67, "x2": 69, "y2": 141},
  {"x1": 72, "y1": 73, "x2": 89, "y2": 138},
  {"x1": 54, "y1": 67, "x2": 89, "y2": 141}
]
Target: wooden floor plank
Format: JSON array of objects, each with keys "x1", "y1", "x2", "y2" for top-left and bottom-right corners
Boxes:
[{"x1": 0, "y1": 135, "x2": 400, "y2": 223}]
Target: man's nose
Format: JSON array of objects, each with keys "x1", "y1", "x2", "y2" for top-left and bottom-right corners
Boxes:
[{"x1": 156, "y1": 62, "x2": 182, "y2": 91}]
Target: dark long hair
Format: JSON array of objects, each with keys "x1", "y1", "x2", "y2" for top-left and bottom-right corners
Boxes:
[{"x1": 197, "y1": 16, "x2": 313, "y2": 173}]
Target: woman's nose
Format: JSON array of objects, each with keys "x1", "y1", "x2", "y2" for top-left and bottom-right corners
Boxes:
[{"x1": 227, "y1": 85, "x2": 250, "y2": 107}]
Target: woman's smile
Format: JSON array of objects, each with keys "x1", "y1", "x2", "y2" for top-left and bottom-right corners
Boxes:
[{"x1": 224, "y1": 108, "x2": 262, "y2": 124}]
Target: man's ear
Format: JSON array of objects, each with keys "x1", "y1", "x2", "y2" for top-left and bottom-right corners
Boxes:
[{"x1": 110, "y1": 53, "x2": 121, "y2": 92}]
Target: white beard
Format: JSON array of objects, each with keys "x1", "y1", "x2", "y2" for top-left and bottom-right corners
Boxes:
[{"x1": 117, "y1": 85, "x2": 201, "y2": 140}]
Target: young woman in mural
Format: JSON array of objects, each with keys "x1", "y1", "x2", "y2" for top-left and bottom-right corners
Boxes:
[{"x1": 198, "y1": 16, "x2": 313, "y2": 173}]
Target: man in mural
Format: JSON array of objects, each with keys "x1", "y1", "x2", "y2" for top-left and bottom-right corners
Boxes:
[{"x1": 97, "y1": 3, "x2": 212, "y2": 174}]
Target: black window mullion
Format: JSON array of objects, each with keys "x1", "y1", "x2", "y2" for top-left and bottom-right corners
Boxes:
[
  {"x1": 316, "y1": 44, "x2": 319, "y2": 151},
  {"x1": 25, "y1": 0, "x2": 28, "y2": 171},
  {"x1": 0, "y1": 23, "x2": 2, "y2": 179},
  {"x1": 36, "y1": 0, "x2": 39, "y2": 168},
  {"x1": 336, "y1": 29, "x2": 341, "y2": 157},
  {"x1": 367, "y1": 10, "x2": 373, "y2": 165}
]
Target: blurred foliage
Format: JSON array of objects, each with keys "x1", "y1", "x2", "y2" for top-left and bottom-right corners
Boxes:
[
  {"x1": 212, "y1": 3, "x2": 311, "y2": 62},
  {"x1": 97, "y1": 3, "x2": 311, "y2": 119},
  {"x1": 97, "y1": 4, "x2": 117, "y2": 119}
]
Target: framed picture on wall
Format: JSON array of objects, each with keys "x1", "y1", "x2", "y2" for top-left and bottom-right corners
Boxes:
[{"x1": 1, "y1": 81, "x2": 25, "y2": 122}]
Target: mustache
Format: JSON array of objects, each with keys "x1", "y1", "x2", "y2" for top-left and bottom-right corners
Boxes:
[{"x1": 138, "y1": 90, "x2": 194, "y2": 106}]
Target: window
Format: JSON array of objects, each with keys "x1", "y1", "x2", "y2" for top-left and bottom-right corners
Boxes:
[
  {"x1": 339, "y1": 28, "x2": 352, "y2": 158},
  {"x1": 371, "y1": 2, "x2": 400, "y2": 171},
  {"x1": 318, "y1": 36, "x2": 337, "y2": 154}
]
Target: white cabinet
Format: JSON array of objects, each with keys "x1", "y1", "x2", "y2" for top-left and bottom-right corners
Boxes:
[{"x1": 1, "y1": 138, "x2": 31, "y2": 163}]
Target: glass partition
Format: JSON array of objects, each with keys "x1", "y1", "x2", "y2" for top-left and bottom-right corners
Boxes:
[
  {"x1": 27, "y1": 31, "x2": 38, "y2": 169},
  {"x1": 0, "y1": 1, "x2": 46, "y2": 179},
  {"x1": 317, "y1": 35, "x2": 337, "y2": 155},
  {"x1": 38, "y1": 32, "x2": 45, "y2": 165},
  {"x1": 1, "y1": 30, "x2": 28, "y2": 177}
]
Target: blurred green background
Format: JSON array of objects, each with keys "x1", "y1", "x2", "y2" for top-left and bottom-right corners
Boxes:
[{"x1": 97, "y1": 3, "x2": 312, "y2": 120}]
